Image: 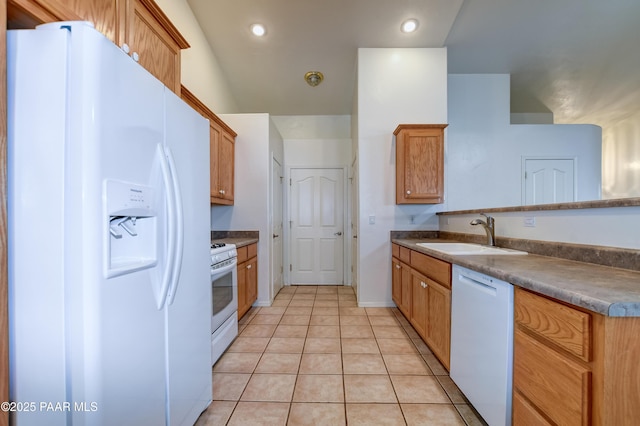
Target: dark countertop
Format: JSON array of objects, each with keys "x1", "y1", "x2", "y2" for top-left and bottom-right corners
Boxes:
[
  {"x1": 212, "y1": 237, "x2": 258, "y2": 249},
  {"x1": 211, "y1": 231, "x2": 259, "y2": 249},
  {"x1": 392, "y1": 238, "x2": 640, "y2": 317}
]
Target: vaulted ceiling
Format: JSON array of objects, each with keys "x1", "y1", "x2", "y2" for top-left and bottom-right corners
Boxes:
[{"x1": 188, "y1": 0, "x2": 640, "y2": 130}]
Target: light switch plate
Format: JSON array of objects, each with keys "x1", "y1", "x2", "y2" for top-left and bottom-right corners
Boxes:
[{"x1": 523, "y1": 217, "x2": 536, "y2": 227}]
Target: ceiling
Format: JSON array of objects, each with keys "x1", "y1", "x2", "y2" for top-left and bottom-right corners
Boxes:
[{"x1": 187, "y1": 0, "x2": 640, "y2": 130}]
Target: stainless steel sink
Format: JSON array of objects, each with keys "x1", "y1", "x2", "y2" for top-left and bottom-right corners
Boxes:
[{"x1": 416, "y1": 242, "x2": 527, "y2": 256}]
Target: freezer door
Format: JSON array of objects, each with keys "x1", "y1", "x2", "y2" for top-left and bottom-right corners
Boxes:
[
  {"x1": 48, "y1": 22, "x2": 169, "y2": 426},
  {"x1": 163, "y1": 88, "x2": 212, "y2": 425}
]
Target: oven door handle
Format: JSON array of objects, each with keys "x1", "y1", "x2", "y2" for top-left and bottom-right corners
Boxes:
[{"x1": 211, "y1": 260, "x2": 238, "y2": 279}]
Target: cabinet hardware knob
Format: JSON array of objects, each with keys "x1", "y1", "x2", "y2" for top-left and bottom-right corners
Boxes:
[
  {"x1": 247, "y1": 264, "x2": 252, "y2": 269},
  {"x1": 219, "y1": 189, "x2": 224, "y2": 194},
  {"x1": 132, "y1": 52, "x2": 139, "y2": 62},
  {"x1": 395, "y1": 265, "x2": 400, "y2": 269},
  {"x1": 121, "y1": 43, "x2": 130, "y2": 54},
  {"x1": 406, "y1": 190, "x2": 411, "y2": 195}
]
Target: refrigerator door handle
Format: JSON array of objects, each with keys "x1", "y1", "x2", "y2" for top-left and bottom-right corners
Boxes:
[
  {"x1": 165, "y1": 146, "x2": 184, "y2": 306},
  {"x1": 157, "y1": 144, "x2": 177, "y2": 309}
]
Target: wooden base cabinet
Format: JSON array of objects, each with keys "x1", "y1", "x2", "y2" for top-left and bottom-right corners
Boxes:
[
  {"x1": 391, "y1": 244, "x2": 411, "y2": 318},
  {"x1": 391, "y1": 243, "x2": 451, "y2": 370},
  {"x1": 513, "y1": 287, "x2": 640, "y2": 425},
  {"x1": 180, "y1": 86, "x2": 237, "y2": 205},
  {"x1": 8, "y1": 0, "x2": 188, "y2": 94},
  {"x1": 237, "y1": 243, "x2": 258, "y2": 319}
]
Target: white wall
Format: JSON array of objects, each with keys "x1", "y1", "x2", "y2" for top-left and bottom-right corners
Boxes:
[
  {"x1": 155, "y1": 0, "x2": 239, "y2": 113},
  {"x1": 602, "y1": 109, "x2": 640, "y2": 199},
  {"x1": 445, "y1": 74, "x2": 602, "y2": 211},
  {"x1": 272, "y1": 115, "x2": 353, "y2": 287},
  {"x1": 271, "y1": 115, "x2": 351, "y2": 139},
  {"x1": 356, "y1": 48, "x2": 448, "y2": 307},
  {"x1": 212, "y1": 114, "x2": 284, "y2": 305},
  {"x1": 440, "y1": 206, "x2": 640, "y2": 250}
]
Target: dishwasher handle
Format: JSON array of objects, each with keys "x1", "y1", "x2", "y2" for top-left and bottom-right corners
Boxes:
[{"x1": 457, "y1": 273, "x2": 498, "y2": 297}]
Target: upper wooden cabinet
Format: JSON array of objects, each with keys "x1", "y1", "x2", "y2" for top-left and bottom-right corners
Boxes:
[
  {"x1": 7, "y1": 0, "x2": 189, "y2": 94},
  {"x1": 210, "y1": 119, "x2": 236, "y2": 205},
  {"x1": 394, "y1": 124, "x2": 447, "y2": 204},
  {"x1": 122, "y1": 0, "x2": 188, "y2": 94},
  {"x1": 180, "y1": 86, "x2": 237, "y2": 205}
]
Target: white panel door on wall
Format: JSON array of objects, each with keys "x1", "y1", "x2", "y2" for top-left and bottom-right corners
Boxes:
[
  {"x1": 350, "y1": 160, "x2": 358, "y2": 296},
  {"x1": 272, "y1": 157, "x2": 284, "y2": 295},
  {"x1": 524, "y1": 158, "x2": 576, "y2": 205},
  {"x1": 290, "y1": 168, "x2": 344, "y2": 285}
]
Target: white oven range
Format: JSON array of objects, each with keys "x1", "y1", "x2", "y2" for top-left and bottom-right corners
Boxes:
[{"x1": 210, "y1": 242, "x2": 238, "y2": 365}]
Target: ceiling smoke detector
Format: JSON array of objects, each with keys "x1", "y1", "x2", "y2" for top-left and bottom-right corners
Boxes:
[{"x1": 304, "y1": 71, "x2": 324, "y2": 87}]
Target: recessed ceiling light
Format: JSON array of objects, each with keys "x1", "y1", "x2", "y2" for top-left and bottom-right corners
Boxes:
[
  {"x1": 250, "y1": 23, "x2": 266, "y2": 37},
  {"x1": 401, "y1": 19, "x2": 419, "y2": 33}
]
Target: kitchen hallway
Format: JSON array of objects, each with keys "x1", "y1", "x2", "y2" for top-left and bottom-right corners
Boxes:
[{"x1": 196, "y1": 285, "x2": 486, "y2": 425}]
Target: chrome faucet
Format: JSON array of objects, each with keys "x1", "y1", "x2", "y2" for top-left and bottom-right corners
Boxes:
[{"x1": 470, "y1": 213, "x2": 495, "y2": 246}]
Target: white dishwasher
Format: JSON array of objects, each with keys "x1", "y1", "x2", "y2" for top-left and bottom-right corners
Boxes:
[{"x1": 450, "y1": 265, "x2": 514, "y2": 426}]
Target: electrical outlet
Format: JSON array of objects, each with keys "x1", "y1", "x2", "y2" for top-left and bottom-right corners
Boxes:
[
  {"x1": 524, "y1": 216, "x2": 536, "y2": 227},
  {"x1": 369, "y1": 215, "x2": 375, "y2": 225},
  {"x1": 410, "y1": 215, "x2": 415, "y2": 224}
]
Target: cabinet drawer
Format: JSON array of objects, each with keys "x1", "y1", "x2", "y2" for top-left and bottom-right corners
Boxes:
[
  {"x1": 247, "y1": 243, "x2": 258, "y2": 258},
  {"x1": 392, "y1": 243, "x2": 400, "y2": 259},
  {"x1": 515, "y1": 288, "x2": 591, "y2": 362},
  {"x1": 399, "y1": 246, "x2": 411, "y2": 264},
  {"x1": 514, "y1": 329, "x2": 591, "y2": 426},
  {"x1": 237, "y1": 246, "x2": 248, "y2": 263},
  {"x1": 513, "y1": 391, "x2": 553, "y2": 426},
  {"x1": 410, "y1": 251, "x2": 451, "y2": 288}
]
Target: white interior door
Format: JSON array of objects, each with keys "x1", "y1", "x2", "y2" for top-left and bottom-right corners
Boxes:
[
  {"x1": 350, "y1": 159, "x2": 359, "y2": 295},
  {"x1": 524, "y1": 158, "x2": 576, "y2": 205},
  {"x1": 271, "y1": 157, "x2": 284, "y2": 295},
  {"x1": 290, "y1": 168, "x2": 344, "y2": 285}
]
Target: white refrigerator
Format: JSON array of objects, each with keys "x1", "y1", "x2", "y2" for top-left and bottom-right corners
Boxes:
[{"x1": 8, "y1": 21, "x2": 212, "y2": 425}]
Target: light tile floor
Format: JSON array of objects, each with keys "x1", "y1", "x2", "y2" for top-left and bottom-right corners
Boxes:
[{"x1": 195, "y1": 285, "x2": 487, "y2": 426}]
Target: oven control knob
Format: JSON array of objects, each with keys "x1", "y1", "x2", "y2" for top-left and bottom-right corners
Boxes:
[{"x1": 213, "y1": 254, "x2": 221, "y2": 263}]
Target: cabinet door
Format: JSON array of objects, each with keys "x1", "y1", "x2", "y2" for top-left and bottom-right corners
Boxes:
[
  {"x1": 218, "y1": 130, "x2": 235, "y2": 203},
  {"x1": 400, "y1": 264, "x2": 412, "y2": 317},
  {"x1": 425, "y1": 279, "x2": 450, "y2": 370},
  {"x1": 8, "y1": 0, "x2": 118, "y2": 41},
  {"x1": 245, "y1": 257, "x2": 258, "y2": 307},
  {"x1": 237, "y1": 260, "x2": 248, "y2": 319},
  {"x1": 392, "y1": 259, "x2": 402, "y2": 306},
  {"x1": 395, "y1": 125, "x2": 447, "y2": 204},
  {"x1": 209, "y1": 123, "x2": 222, "y2": 203},
  {"x1": 410, "y1": 270, "x2": 428, "y2": 339},
  {"x1": 122, "y1": 0, "x2": 188, "y2": 94}
]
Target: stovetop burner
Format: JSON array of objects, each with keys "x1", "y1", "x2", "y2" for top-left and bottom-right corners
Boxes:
[{"x1": 211, "y1": 243, "x2": 226, "y2": 249}]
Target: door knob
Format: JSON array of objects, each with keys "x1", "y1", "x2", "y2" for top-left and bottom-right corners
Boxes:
[
  {"x1": 334, "y1": 231, "x2": 342, "y2": 236},
  {"x1": 273, "y1": 234, "x2": 279, "y2": 238}
]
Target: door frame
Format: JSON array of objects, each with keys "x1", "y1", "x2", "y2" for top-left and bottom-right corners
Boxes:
[
  {"x1": 521, "y1": 156, "x2": 577, "y2": 205},
  {"x1": 284, "y1": 165, "x2": 349, "y2": 286},
  {"x1": 270, "y1": 154, "x2": 284, "y2": 298}
]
